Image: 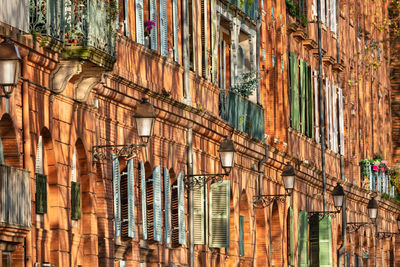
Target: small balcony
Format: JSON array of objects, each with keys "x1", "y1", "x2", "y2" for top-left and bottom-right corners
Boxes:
[
  {"x1": 220, "y1": 90, "x2": 265, "y2": 141},
  {"x1": 227, "y1": 0, "x2": 259, "y2": 21},
  {"x1": 0, "y1": 165, "x2": 31, "y2": 251}
]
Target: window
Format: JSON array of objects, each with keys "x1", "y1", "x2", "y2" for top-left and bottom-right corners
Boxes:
[
  {"x1": 209, "y1": 180, "x2": 230, "y2": 248},
  {"x1": 309, "y1": 214, "x2": 333, "y2": 266},
  {"x1": 35, "y1": 136, "x2": 47, "y2": 214}
]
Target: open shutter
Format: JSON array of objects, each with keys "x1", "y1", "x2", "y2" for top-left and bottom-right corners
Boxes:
[
  {"x1": 321, "y1": 0, "x2": 326, "y2": 24},
  {"x1": 307, "y1": 66, "x2": 314, "y2": 138},
  {"x1": 140, "y1": 161, "x2": 148, "y2": 240},
  {"x1": 289, "y1": 208, "x2": 295, "y2": 265},
  {"x1": 124, "y1": 0, "x2": 130, "y2": 37},
  {"x1": 290, "y1": 52, "x2": 299, "y2": 131},
  {"x1": 330, "y1": 0, "x2": 336, "y2": 33},
  {"x1": 0, "y1": 137, "x2": 4, "y2": 164},
  {"x1": 160, "y1": 0, "x2": 168, "y2": 57},
  {"x1": 164, "y1": 168, "x2": 171, "y2": 244},
  {"x1": 239, "y1": 215, "x2": 244, "y2": 255},
  {"x1": 193, "y1": 177, "x2": 205, "y2": 244},
  {"x1": 211, "y1": 0, "x2": 217, "y2": 83},
  {"x1": 35, "y1": 136, "x2": 43, "y2": 175},
  {"x1": 150, "y1": 0, "x2": 158, "y2": 50},
  {"x1": 35, "y1": 173, "x2": 47, "y2": 214},
  {"x1": 136, "y1": 0, "x2": 144, "y2": 44},
  {"x1": 173, "y1": 0, "x2": 179, "y2": 62},
  {"x1": 153, "y1": 166, "x2": 162, "y2": 241},
  {"x1": 332, "y1": 84, "x2": 338, "y2": 153},
  {"x1": 127, "y1": 159, "x2": 135, "y2": 238},
  {"x1": 71, "y1": 181, "x2": 81, "y2": 220},
  {"x1": 312, "y1": 0, "x2": 317, "y2": 18},
  {"x1": 338, "y1": 87, "x2": 344, "y2": 155},
  {"x1": 314, "y1": 71, "x2": 319, "y2": 143},
  {"x1": 319, "y1": 216, "x2": 333, "y2": 267},
  {"x1": 300, "y1": 60, "x2": 306, "y2": 134},
  {"x1": 113, "y1": 155, "x2": 122, "y2": 237},
  {"x1": 299, "y1": 211, "x2": 309, "y2": 267},
  {"x1": 177, "y1": 172, "x2": 186, "y2": 245},
  {"x1": 209, "y1": 180, "x2": 230, "y2": 248}
]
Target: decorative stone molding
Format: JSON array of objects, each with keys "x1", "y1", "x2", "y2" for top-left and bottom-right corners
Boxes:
[
  {"x1": 74, "y1": 71, "x2": 104, "y2": 102},
  {"x1": 50, "y1": 60, "x2": 82, "y2": 93}
]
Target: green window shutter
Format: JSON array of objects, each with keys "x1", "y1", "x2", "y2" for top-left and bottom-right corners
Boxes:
[
  {"x1": 160, "y1": 0, "x2": 168, "y2": 57},
  {"x1": 300, "y1": 59, "x2": 306, "y2": 134},
  {"x1": 289, "y1": 52, "x2": 299, "y2": 131},
  {"x1": 172, "y1": 0, "x2": 179, "y2": 62},
  {"x1": 299, "y1": 210, "x2": 309, "y2": 267},
  {"x1": 306, "y1": 66, "x2": 313, "y2": 138},
  {"x1": 71, "y1": 181, "x2": 81, "y2": 220},
  {"x1": 153, "y1": 166, "x2": 162, "y2": 242},
  {"x1": 124, "y1": 0, "x2": 130, "y2": 37},
  {"x1": 140, "y1": 161, "x2": 148, "y2": 239},
  {"x1": 309, "y1": 214, "x2": 319, "y2": 267},
  {"x1": 193, "y1": 177, "x2": 205, "y2": 244},
  {"x1": 289, "y1": 208, "x2": 295, "y2": 265},
  {"x1": 177, "y1": 172, "x2": 186, "y2": 245},
  {"x1": 164, "y1": 168, "x2": 171, "y2": 244},
  {"x1": 35, "y1": 136, "x2": 43, "y2": 175},
  {"x1": 338, "y1": 87, "x2": 344, "y2": 155},
  {"x1": 127, "y1": 159, "x2": 135, "y2": 238},
  {"x1": 150, "y1": 0, "x2": 158, "y2": 50},
  {"x1": 113, "y1": 155, "x2": 122, "y2": 237},
  {"x1": 135, "y1": 0, "x2": 144, "y2": 44},
  {"x1": 211, "y1": 0, "x2": 217, "y2": 83},
  {"x1": 0, "y1": 137, "x2": 4, "y2": 164},
  {"x1": 239, "y1": 215, "x2": 244, "y2": 256},
  {"x1": 35, "y1": 173, "x2": 47, "y2": 214},
  {"x1": 319, "y1": 216, "x2": 333, "y2": 267},
  {"x1": 313, "y1": 70, "x2": 319, "y2": 143},
  {"x1": 209, "y1": 180, "x2": 230, "y2": 248}
]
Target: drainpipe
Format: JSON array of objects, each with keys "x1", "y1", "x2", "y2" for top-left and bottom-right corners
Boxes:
[
  {"x1": 316, "y1": 0, "x2": 327, "y2": 212},
  {"x1": 337, "y1": 195, "x2": 347, "y2": 267},
  {"x1": 187, "y1": 128, "x2": 194, "y2": 267}
]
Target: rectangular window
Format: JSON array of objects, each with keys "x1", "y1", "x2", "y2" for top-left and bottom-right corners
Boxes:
[
  {"x1": 35, "y1": 173, "x2": 47, "y2": 214},
  {"x1": 71, "y1": 181, "x2": 81, "y2": 220}
]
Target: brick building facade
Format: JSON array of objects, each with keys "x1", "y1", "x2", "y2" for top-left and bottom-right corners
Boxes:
[{"x1": 0, "y1": 0, "x2": 399, "y2": 266}]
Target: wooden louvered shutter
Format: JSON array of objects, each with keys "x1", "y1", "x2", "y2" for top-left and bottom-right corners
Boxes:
[
  {"x1": 211, "y1": 0, "x2": 217, "y2": 83},
  {"x1": 300, "y1": 59, "x2": 306, "y2": 134},
  {"x1": 307, "y1": 66, "x2": 313, "y2": 138},
  {"x1": 377, "y1": 172, "x2": 381, "y2": 192},
  {"x1": 325, "y1": 80, "x2": 331, "y2": 149},
  {"x1": 35, "y1": 173, "x2": 47, "y2": 214},
  {"x1": 124, "y1": 0, "x2": 130, "y2": 36},
  {"x1": 177, "y1": 172, "x2": 186, "y2": 245},
  {"x1": 36, "y1": 136, "x2": 43, "y2": 174},
  {"x1": 209, "y1": 180, "x2": 230, "y2": 248},
  {"x1": 289, "y1": 208, "x2": 295, "y2": 265},
  {"x1": 113, "y1": 155, "x2": 122, "y2": 237},
  {"x1": 153, "y1": 166, "x2": 162, "y2": 241},
  {"x1": 239, "y1": 215, "x2": 244, "y2": 255},
  {"x1": 299, "y1": 211, "x2": 309, "y2": 267},
  {"x1": 330, "y1": 0, "x2": 336, "y2": 33},
  {"x1": 201, "y1": 0, "x2": 208, "y2": 78},
  {"x1": 164, "y1": 168, "x2": 171, "y2": 244},
  {"x1": 71, "y1": 181, "x2": 81, "y2": 220},
  {"x1": 338, "y1": 87, "x2": 344, "y2": 155},
  {"x1": 172, "y1": 0, "x2": 179, "y2": 62},
  {"x1": 171, "y1": 173, "x2": 179, "y2": 246},
  {"x1": 0, "y1": 137, "x2": 4, "y2": 164},
  {"x1": 127, "y1": 159, "x2": 135, "y2": 238},
  {"x1": 160, "y1": 0, "x2": 168, "y2": 57},
  {"x1": 290, "y1": 53, "x2": 299, "y2": 131},
  {"x1": 332, "y1": 84, "x2": 338, "y2": 153},
  {"x1": 193, "y1": 178, "x2": 205, "y2": 244},
  {"x1": 321, "y1": 0, "x2": 326, "y2": 24},
  {"x1": 140, "y1": 162, "x2": 148, "y2": 240},
  {"x1": 314, "y1": 71, "x2": 319, "y2": 143},
  {"x1": 136, "y1": 0, "x2": 144, "y2": 44},
  {"x1": 150, "y1": 0, "x2": 158, "y2": 50},
  {"x1": 319, "y1": 216, "x2": 333, "y2": 267}
]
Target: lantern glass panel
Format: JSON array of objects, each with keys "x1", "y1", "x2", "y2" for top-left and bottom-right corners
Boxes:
[
  {"x1": 368, "y1": 207, "x2": 378, "y2": 220},
  {"x1": 135, "y1": 117, "x2": 154, "y2": 143},
  {"x1": 282, "y1": 175, "x2": 295, "y2": 191},
  {"x1": 0, "y1": 59, "x2": 19, "y2": 86}
]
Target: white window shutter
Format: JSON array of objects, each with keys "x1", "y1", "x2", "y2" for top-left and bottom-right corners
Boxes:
[
  {"x1": 338, "y1": 87, "x2": 345, "y2": 155},
  {"x1": 124, "y1": 0, "x2": 130, "y2": 37},
  {"x1": 35, "y1": 136, "x2": 43, "y2": 174},
  {"x1": 211, "y1": 0, "x2": 218, "y2": 83},
  {"x1": 321, "y1": 0, "x2": 326, "y2": 24},
  {"x1": 312, "y1": 0, "x2": 317, "y2": 18},
  {"x1": 127, "y1": 158, "x2": 135, "y2": 238},
  {"x1": 332, "y1": 84, "x2": 338, "y2": 153},
  {"x1": 330, "y1": 0, "x2": 336, "y2": 32},
  {"x1": 173, "y1": 0, "x2": 179, "y2": 62},
  {"x1": 329, "y1": 81, "x2": 334, "y2": 150},
  {"x1": 193, "y1": 177, "x2": 205, "y2": 244},
  {"x1": 153, "y1": 166, "x2": 162, "y2": 242},
  {"x1": 140, "y1": 161, "x2": 148, "y2": 240},
  {"x1": 314, "y1": 71, "x2": 319, "y2": 143},
  {"x1": 177, "y1": 172, "x2": 186, "y2": 245},
  {"x1": 71, "y1": 147, "x2": 77, "y2": 182},
  {"x1": 325, "y1": 79, "x2": 330, "y2": 149},
  {"x1": 209, "y1": 180, "x2": 230, "y2": 248},
  {"x1": 160, "y1": 0, "x2": 168, "y2": 57},
  {"x1": 135, "y1": 0, "x2": 144, "y2": 45},
  {"x1": 164, "y1": 167, "x2": 171, "y2": 244},
  {"x1": 119, "y1": 261, "x2": 126, "y2": 267},
  {"x1": 150, "y1": 0, "x2": 158, "y2": 50},
  {"x1": 112, "y1": 155, "x2": 122, "y2": 237}
]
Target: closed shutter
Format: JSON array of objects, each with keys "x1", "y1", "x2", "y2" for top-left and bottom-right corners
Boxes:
[
  {"x1": 71, "y1": 181, "x2": 81, "y2": 220},
  {"x1": 150, "y1": 0, "x2": 158, "y2": 50},
  {"x1": 306, "y1": 66, "x2": 313, "y2": 138},
  {"x1": 314, "y1": 71, "x2": 319, "y2": 143},
  {"x1": 377, "y1": 172, "x2": 381, "y2": 192},
  {"x1": 177, "y1": 172, "x2": 186, "y2": 245},
  {"x1": 300, "y1": 59, "x2": 306, "y2": 134},
  {"x1": 239, "y1": 215, "x2": 244, "y2": 255},
  {"x1": 201, "y1": 0, "x2": 208, "y2": 77},
  {"x1": 35, "y1": 136, "x2": 43, "y2": 175},
  {"x1": 164, "y1": 168, "x2": 171, "y2": 244},
  {"x1": 136, "y1": 0, "x2": 145, "y2": 44},
  {"x1": 193, "y1": 177, "x2": 205, "y2": 244},
  {"x1": 127, "y1": 159, "x2": 135, "y2": 238},
  {"x1": 338, "y1": 87, "x2": 344, "y2": 155},
  {"x1": 290, "y1": 52, "x2": 299, "y2": 131},
  {"x1": 370, "y1": 165, "x2": 375, "y2": 191},
  {"x1": 153, "y1": 166, "x2": 162, "y2": 241},
  {"x1": 289, "y1": 208, "x2": 295, "y2": 265},
  {"x1": 160, "y1": 0, "x2": 168, "y2": 57},
  {"x1": 332, "y1": 84, "x2": 338, "y2": 153},
  {"x1": 321, "y1": 0, "x2": 326, "y2": 24},
  {"x1": 113, "y1": 155, "x2": 122, "y2": 237},
  {"x1": 35, "y1": 173, "x2": 47, "y2": 214},
  {"x1": 211, "y1": 0, "x2": 217, "y2": 83},
  {"x1": 124, "y1": 0, "x2": 130, "y2": 36},
  {"x1": 330, "y1": 0, "x2": 336, "y2": 33},
  {"x1": 209, "y1": 180, "x2": 230, "y2": 248},
  {"x1": 140, "y1": 161, "x2": 148, "y2": 240},
  {"x1": 325, "y1": 79, "x2": 331, "y2": 149},
  {"x1": 312, "y1": 0, "x2": 317, "y2": 18},
  {"x1": 299, "y1": 211, "x2": 309, "y2": 267},
  {"x1": 319, "y1": 216, "x2": 333, "y2": 267},
  {"x1": 173, "y1": 0, "x2": 179, "y2": 62}
]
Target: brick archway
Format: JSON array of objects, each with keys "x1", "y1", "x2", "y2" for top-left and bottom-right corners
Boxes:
[
  {"x1": 0, "y1": 114, "x2": 20, "y2": 168},
  {"x1": 270, "y1": 202, "x2": 282, "y2": 267},
  {"x1": 255, "y1": 207, "x2": 267, "y2": 267}
]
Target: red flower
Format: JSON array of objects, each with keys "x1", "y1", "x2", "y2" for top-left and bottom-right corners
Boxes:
[{"x1": 372, "y1": 165, "x2": 379, "y2": 172}]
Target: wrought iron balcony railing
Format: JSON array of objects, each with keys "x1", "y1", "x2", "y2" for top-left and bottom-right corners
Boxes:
[
  {"x1": 227, "y1": 0, "x2": 259, "y2": 21},
  {"x1": 220, "y1": 90, "x2": 265, "y2": 141},
  {"x1": 0, "y1": 165, "x2": 31, "y2": 228}
]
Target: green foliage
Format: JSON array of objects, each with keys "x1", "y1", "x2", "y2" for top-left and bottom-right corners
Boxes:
[
  {"x1": 285, "y1": 0, "x2": 308, "y2": 26},
  {"x1": 230, "y1": 71, "x2": 260, "y2": 98}
]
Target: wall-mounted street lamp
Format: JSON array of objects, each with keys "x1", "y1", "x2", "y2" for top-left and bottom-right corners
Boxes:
[
  {"x1": 346, "y1": 197, "x2": 378, "y2": 233},
  {"x1": 0, "y1": 39, "x2": 21, "y2": 98},
  {"x1": 309, "y1": 183, "x2": 345, "y2": 217},
  {"x1": 253, "y1": 162, "x2": 295, "y2": 208},
  {"x1": 184, "y1": 136, "x2": 236, "y2": 190},
  {"x1": 92, "y1": 98, "x2": 156, "y2": 162}
]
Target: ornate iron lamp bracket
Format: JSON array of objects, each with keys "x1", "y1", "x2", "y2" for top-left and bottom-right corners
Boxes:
[
  {"x1": 253, "y1": 194, "x2": 290, "y2": 209},
  {"x1": 92, "y1": 144, "x2": 146, "y2": 163},
  {"x1": 184, "y1": 173, "x2": 226, "y2": 190},
  {"x1": 346, "y1": 222, "x2": 373, "y2": 233},
  {"x1": 376, "y1": 232, "x2": 400, "y2": 239}
]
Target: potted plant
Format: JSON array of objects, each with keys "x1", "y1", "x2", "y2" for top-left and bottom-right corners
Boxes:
[{"x1": 144, "y1": 20, "x2": 155, "y2": 47}]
